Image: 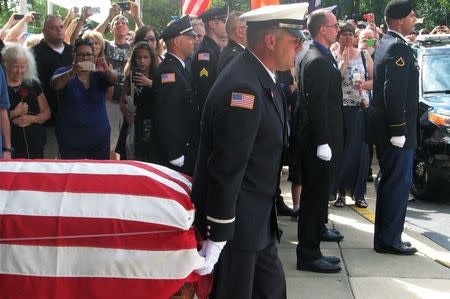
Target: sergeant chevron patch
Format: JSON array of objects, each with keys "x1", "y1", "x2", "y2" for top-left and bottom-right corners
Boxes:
[{"x1": 200, "y1": 68, "x2": 208, "y2": 77}]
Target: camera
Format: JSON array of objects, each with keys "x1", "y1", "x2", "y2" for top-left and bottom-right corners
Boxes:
[
  {"x1": 131, "y1": 67, "x2": 141, "y2": 84},
  {"x1": 117, "y1": 2, "x2": 131, "y2": 11},
  {"x1": 86, "y1": 7, "x2": 101, "y2": 14},
  {"x1": 31, "y1": 13, "x2": 41, "y2": 21},
  {"x1": 364, "y1": 39, "x2": 376, "y2": 47},
  {"x1": 13, "y1": 14, "x2": 24, "y2": 20}
]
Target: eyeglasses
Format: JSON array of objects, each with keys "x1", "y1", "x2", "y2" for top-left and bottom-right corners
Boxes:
[
  {"x1": 75, "y1": 53, "x2": 94, "y2": 58},
  {"x1": 144, "y1": 36, "x2": 156, "y2": 41},
  {"x1": 325, "y1": 23, "x2": 339, "y2": 29}
]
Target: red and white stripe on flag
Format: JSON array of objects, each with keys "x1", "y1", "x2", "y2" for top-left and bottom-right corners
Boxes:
[
  {"x1": 0, "y1": 160, "x2": 204, "y2": 299},
  {"x1": 182, "y1": 0, "x2": 212, "y2": 16}
]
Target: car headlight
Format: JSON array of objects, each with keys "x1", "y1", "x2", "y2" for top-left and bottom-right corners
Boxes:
[{"x1": 428, "y1": 109, "x2": 450, "y2": 127}]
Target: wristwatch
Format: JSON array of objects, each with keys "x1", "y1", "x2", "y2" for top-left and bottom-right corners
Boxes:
[{"x1": 2, "y1": 147, "x2": 14, "y2": 153}]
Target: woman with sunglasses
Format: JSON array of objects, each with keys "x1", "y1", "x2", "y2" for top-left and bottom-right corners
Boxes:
[
  {"x1": 131, "y1": 25, "x2": 163, "y2": 63},
  {"x1": 51, "y1": 38, "x2": 118, "y2": 159}
]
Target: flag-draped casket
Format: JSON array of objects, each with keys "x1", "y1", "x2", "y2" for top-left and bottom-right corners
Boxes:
[{"x1": 0, "y1": 160, "x2": 204, "y2": 299}]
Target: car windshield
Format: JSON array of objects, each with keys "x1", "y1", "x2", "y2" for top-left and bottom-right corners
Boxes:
[{"x1": 422, "y1": 54, "x2": 450, "y2": 94}]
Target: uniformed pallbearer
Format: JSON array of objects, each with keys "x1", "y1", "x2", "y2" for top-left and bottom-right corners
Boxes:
[
  {"x1": 191, "y1": 5, "x2": 228, "y2": 110},
  {"x1": 192, "y1": 3, "x2": 308, "y2": 298},
  {"x1": 366, "y1": 0, "x2": 418, "y2": 255},
  {"x1": 153, "y1": 16, "x2": 200, "y2": 176}
]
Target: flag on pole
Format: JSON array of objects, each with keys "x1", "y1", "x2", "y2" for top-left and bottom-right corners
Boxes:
[
  {"x1": 182, "y1": 0, "x2": 212, "y2": 16},
  {"x1": 251, "y1": 0, "x2": 280, "y2": 10},
  {"x1": 0, "y1": 160, "x2": 207, "y2": 299}
]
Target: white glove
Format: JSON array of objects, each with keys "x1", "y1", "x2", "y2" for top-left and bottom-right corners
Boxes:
[
  {"x1": 390, "y1": 136, "x2": 406, "y2": 148},
  {"x1": 316, "y1": 144, "x2": 332, "y2": 161},
  {"x1": 169, "y1": 155, "x2": 184, "y2": 167},
  {"x1": 195, "y1": 239, "x2": 226, "y2": 275}
]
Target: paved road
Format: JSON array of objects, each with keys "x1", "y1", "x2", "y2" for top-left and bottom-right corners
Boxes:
[
  {"x1": 361, "y1": 164, "x2": 450, "y2": 252},
  {"x1": 406, "y1": 198, "x2": 450, "y2": 251}
]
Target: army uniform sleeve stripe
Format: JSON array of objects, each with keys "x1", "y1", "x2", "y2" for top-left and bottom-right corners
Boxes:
[{"x1": 206, "y1": 215, "x2": 235, "y2": 224}]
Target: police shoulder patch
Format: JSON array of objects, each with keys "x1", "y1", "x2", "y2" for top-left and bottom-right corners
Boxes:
[
  {"x1": 161, "y1": 73, "x2": 176, "y2": 83},
  {"x1": 200, "y1": 68, "x2": 208, "y2": 78},
  {"x1": 198, "y1": 53, "x2": 210, "y2": 61},
  {"x1": 230, "y1": 92, "x2": 255, "y2": 110},
  {"x1": 395, "y1": 57, "x2": 405, "y2": 67}
]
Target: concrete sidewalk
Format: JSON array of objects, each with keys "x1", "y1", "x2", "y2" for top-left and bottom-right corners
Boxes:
[{"x1": 278, "y1": 172, "x2": 450, "y2": 299}]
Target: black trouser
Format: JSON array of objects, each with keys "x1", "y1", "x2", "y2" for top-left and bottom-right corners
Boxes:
[
  {"x1": 211, "y1": 239, "x2": 286, "y2": 299},
  {"x1": 297, "y1": 144, "x2": 335, "y2": 261}
]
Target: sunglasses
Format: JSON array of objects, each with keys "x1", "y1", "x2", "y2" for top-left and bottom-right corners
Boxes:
[{"x1": 144, "y1": 36, "x2": 156, "y2": 42}]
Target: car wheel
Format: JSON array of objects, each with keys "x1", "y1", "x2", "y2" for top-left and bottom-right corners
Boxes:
[{"x1": 411, "y1": 151, "x2": 431, "y2": 200}]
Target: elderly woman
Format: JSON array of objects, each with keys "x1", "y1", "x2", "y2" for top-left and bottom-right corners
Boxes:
[
  {"x1": 2, "y1": 44, "x2": 50, "y2": 158},
  {"x1": 331, "y1": 22, "x2": 374, "y2": 208},
  {"x1": 51, "y1": 38, "x2": 118, "y2": 159}
]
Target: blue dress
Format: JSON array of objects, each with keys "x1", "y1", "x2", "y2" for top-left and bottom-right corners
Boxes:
[{"x1": 54, "y1": 67, "x2": 113, "y2": 159}]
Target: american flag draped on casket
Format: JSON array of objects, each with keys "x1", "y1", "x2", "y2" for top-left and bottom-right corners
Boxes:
[{"x1": 0, "y1": 160, "x2": 207, "y2": 299}]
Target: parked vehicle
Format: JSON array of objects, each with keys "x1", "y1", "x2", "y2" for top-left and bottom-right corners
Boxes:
[{"x1": 410, "y1": 34, "x2": 450, "y2": 200}]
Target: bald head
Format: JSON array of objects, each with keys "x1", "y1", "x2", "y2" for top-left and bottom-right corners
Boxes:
[{"x1": 225, "y1": 11, "x2": 247, "y2": 46}]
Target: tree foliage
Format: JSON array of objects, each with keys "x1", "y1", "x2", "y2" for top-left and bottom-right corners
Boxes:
[{"x1": 0, "y1": 0, "x2": 448, "y2": 35}]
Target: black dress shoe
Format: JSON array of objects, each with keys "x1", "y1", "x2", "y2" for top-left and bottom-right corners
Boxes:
[
  {"x1": 375, "y1": 243, "x2": 417, "y2": 255},
  {"x1": 297, "y1": 258, "x2": 342, "y2": 273},
  {"x1": 321, "y1": 229, "x2": 344, "y2": 242},
  {"x1": 322, "y1": 255, "x2": 341, "y2": 264},
  {"x1": 402, "y1": 241, "x2": 412, "y2": 247},
  {"x1": 328, "y1": 228, "x2": 342, "y2": 235},
  {"x1": 276, "y1": 198, "x2": 295, "y2": 216}
]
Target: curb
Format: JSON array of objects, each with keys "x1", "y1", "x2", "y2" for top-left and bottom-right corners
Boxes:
[{"x1": 350, "y1": 204, "x2": 450, "y2": 269}]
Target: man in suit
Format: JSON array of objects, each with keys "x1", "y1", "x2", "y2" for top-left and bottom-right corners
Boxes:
[
  {"x1": 217, "y1": 11, "x2": 246, "y2": 73},
  {"x1": 191, "y1": 6, "x2": 228, "y2": 110},
  {"x1": 192, "y1": 3, "x2": 308, "y2": 298},
  {"x1": 153, "y1": 16, "x2": 200, "y2": 176},
  {"x1": 295, "y1": 9, "x2": 344, "y2": 273},
  {"x1": 367, "y1": 0, "x2": 418, "y2": 255}
]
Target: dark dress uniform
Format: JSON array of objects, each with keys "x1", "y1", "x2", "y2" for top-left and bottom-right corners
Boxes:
[
  {"x1": 191, "y1": 35, "x2": 221, "y2": 110},
  {"x1": 366, "y1": 30, "x2": 419, "y2": 249},
  {"x1": 153, "y1": 53, "x2": 201, "y2": 176},
  {"x1": 217, "y1": 39, "x2": 245, "y2": 73},
  {"x1": 295, "y1": 43, "x2": 344, "y2": 263},
  {"x1": 192, "y1": 49, "x2": 288, "y2": 298}
]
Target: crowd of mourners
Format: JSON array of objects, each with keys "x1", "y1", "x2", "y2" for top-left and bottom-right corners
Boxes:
[{"x1": 0, "y1": 2, "x2": 447, "y2": 207}]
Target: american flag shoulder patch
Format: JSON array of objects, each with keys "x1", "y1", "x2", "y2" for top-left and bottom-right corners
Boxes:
[
  {"x1": 161, "y1": 73, "x2": 176, "y2": 83},
  {"x1": 230, "y1": 92, "x2": 255, "y2": 110},
  {"x1": 198, "y1": 52, "x2": 210, "y2": 61}
]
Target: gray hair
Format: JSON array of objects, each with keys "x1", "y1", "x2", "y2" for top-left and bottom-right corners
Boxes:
[{"x1": 2, "y1": 44, "x2": 39, "y2": 84}]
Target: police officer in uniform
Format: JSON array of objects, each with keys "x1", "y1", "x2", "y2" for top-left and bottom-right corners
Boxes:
[
  {"x1": 192, "y1": 3, "x2": 308, "y2": 298},
  {"x1": 217, "y1": 11, "x2": 246, "y2": 73},
  {"x1": 191, "y1": 6, "x2": 229, "y2": 110},
  {"x1": 367, "y1": 0, "x2": 418, "y2": 255},
  {"x1": 153, "y1": 16, "x2": 200, "y2": 176}
]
